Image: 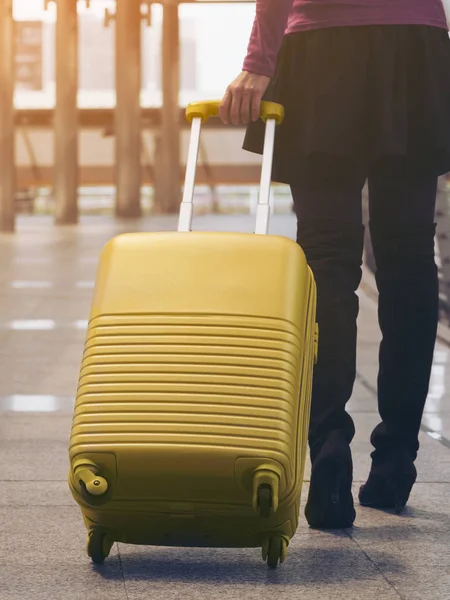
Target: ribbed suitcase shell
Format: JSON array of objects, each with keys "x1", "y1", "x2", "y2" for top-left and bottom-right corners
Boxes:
[{"x1": 69, "y1": 231, "x2": 317, "y2": 558}]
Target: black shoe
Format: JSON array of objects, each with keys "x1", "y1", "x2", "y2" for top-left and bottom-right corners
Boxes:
[
  {"x1": 305, "y1": 431, "x2": 356, "y2": 529},
  {"x1": 359, "y1": 450, "x2": 417, "y2": 514}
]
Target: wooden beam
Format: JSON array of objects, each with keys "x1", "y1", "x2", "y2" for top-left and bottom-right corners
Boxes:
[
  {"x1": 15, "y1": 164, "x2": 267, "y2": 188},
  {"x1": 0, "y1": 0, "x2": 15, "y2": 232},
  {"x1": 54, "y1": 0, "x2": 79, "y2": 224},
  {"x1": 153, "y1": 0, "x2": 181, "y2": 213},
  {"x1": 14, "y1": 108, "x2": 248, "y2": 131},
  {"x1": 115, "y1": 0, "x2": 142, "y2": 218}
]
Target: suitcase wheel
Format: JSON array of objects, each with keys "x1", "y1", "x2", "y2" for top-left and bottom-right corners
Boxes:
[
  {"x1": 252, "y1": 468, "x2": 280, "y2": 517},
  {"x1": 87, "y1": 529, "x2": 113, "y2": 565},
  {"x1": 257, "y1": 484, "x2": 274, "y2": 518},
  {"x1": 262, "y1": 535, "x2": 288, "y2": 569}
]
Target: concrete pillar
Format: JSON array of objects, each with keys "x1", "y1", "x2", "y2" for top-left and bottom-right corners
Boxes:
[
  {"x1": 115, "y1": 0, "x2": 142, "y2": 218},
  {"x1": 153, "y1": 0, "x2": 180, "y2": 214},
  {"x1": 54, "y1": 0, "x2": 79, "y2": 224},
  {"x1": 0, "y1": 0, "x2": 15, "y2": 232}
]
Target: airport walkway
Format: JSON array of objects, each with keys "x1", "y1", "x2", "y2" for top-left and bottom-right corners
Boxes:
[{"x1": 1, "y1": 214, "x2": 450, "y2": 600}]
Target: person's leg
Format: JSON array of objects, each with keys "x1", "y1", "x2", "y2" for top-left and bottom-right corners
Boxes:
[
  {"x1": 359, "y1": 158, "x2": 439, "y2": 512},
  {"x1": 291, "y1": 154, "x2": 367, "y2": 528}
]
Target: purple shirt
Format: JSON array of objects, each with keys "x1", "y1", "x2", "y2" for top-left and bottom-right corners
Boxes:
[{"x1": 243, "y1": 0, "x2": 448, "y2": 77}]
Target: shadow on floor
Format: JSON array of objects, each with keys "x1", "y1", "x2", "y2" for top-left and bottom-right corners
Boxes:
[
  {"x1": 93, "y1": 544, "x2": 406, "y2": 585},
  {"x1": 354, "y1": 505, "x2": 450, "y2": 534}
]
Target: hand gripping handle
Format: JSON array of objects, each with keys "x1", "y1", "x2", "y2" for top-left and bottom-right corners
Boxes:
[
  {"x1": 178, "y1": 99, "x2": 284, "y2": 234},
  {"x1": 185, "y1": 100, "x2": 284, "y2": 125}
]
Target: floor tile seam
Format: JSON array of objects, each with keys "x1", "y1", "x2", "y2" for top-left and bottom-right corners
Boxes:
[
  {"x1": 0, "y1": 410, "x2": 448, "y2": 419},
  {"x1": 117, "y1": 544, "x2": 130, "y2": 600},
  {"x1": 0, "y1": 504, "x2": 75, "y2": 508},
  {"x1": 0, "y1": 479, "x2": 69, "y2": 483},
  {"x1": 0, "y1": 409, "x2": 448, "y2": 416},
  {"x1": 2, "y1": 479, "x2": 450, "y2": 484},
  {"x1": 349, "y1": 534, "x2": 406, "y2": 600},
  {"x1": 0, "y1": 412, "x2": 74, "y2": 418}
]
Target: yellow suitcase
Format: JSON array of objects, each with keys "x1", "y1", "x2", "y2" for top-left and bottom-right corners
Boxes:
[{"x1": 68, "y1": 100, "x2": 318, "y2": 570}]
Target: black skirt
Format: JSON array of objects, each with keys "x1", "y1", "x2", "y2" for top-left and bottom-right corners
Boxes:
[{"x1": 243, "y1": 25, "x2": 450, "y2": 184}]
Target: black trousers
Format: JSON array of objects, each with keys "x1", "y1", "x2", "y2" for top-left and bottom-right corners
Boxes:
[
  {"x1": 292, "y1": 155, "x2": 437, "y2": 225},
  {"x1": 291, "y1": 155, "x2": 439, "y2": 461}
]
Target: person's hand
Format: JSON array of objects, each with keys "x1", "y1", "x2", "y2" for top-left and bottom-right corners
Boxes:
[{"x1": 219, "y1": 71, "x2": 271, "y2": 126}]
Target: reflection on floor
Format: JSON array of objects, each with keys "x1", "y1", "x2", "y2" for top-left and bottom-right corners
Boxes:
[{"x1": 1, "y1": 215, "x2": 449, "y2": 600}]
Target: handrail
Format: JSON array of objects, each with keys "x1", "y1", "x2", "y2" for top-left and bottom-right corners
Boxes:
[{"x1": 15, "y1": 107, "x2": 249, "y2": 130}]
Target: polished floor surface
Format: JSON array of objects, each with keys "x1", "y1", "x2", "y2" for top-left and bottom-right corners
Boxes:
[{"x1": 1, "y1": 214, "x2": 450, "y2": 600}]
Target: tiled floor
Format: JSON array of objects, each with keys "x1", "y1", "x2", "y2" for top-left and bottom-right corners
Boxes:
[{"x1": 1, "y1": 214, "x2": 449, "y2": 600}]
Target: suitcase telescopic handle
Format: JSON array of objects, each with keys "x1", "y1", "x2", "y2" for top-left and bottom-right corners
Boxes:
[{"x1": 178, "y1": 100, "x2": 285, "y2": 235}]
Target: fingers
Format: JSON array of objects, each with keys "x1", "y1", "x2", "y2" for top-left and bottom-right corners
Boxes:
[
  {"x1": 230, "y1": 88, "x2": 243, "y2": 126},
  {"x1": 239, "y1": 89, "x2": 252, "y2": 126},
  {"x1": 219, "y1": 88, "x2": 232, "y2": 125},
  {"x1": 222, "y1": 86, "x2": 257, "y2": 125},
  {"x1": 219, "y1": 73, "x2": 270, "y2": 125},
  {"x1": 251, "y1": 92, "x2": 262, "y2": 122}
]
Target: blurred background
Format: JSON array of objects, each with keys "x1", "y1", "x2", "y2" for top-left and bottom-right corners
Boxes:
[
  {"x1": 3, "y1": 0, "x2": 450, "y2": 317},
  {"x1": 4, "y1": 0, "x2": 293, "y2": 221},
  {"x1": 2, "y1": 4, "x2": 450, "y2": 598}
]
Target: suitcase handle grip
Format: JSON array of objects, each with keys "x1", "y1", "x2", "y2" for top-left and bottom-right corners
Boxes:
[
  {"x1": 179, "y1": 99, "x2": 282, "y2": 234},
  {"x1": 185, "y1": 100, "x2": 284, "y2": 125}
]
